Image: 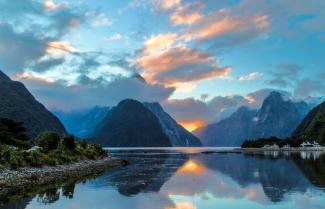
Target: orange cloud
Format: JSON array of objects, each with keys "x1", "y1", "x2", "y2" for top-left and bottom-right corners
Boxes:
[
  {"x1": 165, "y1": 202, "x2": 196, "y2": 209},
  {"x1": 245, "y1": 95, "x2": 256, "y2": 104},
  {"x1": 139, "y1": 46, "x2": 211, "y2": 74},
  {"x1": 182, "y1": 13, "x2": 269, "y2": 42},
  {"x1": 137, "y1": 45, "x2": 231, "y2": 86},
  {"x1": 143, "y1": 33, "x2": 177, "y2": 55},
  {"x1": 15, "y1": 71, "x2": 54, "y2": 83},
  {"x1": 170, "y1": 5, "x2": 202, "y2": 25},
  {"x1": 47, "y1": 41, "x2": 77, "y2": 55},
  {"x1": 178, "y1": 120, "x2": 205, "y2": 132},
  {"x1": 156, "y1": 0, "x2": 181, "y2": 10},
  {"x1": 44, "y1": 0, "x2": 69, "y2": 11}
]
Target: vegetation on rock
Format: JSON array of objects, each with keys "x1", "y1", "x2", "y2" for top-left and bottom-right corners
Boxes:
[
  {"x1": 0, "y1": 118, "x2": 107, "y2": 169},
  {"x1": 241, "y1": 136, "x2": 302, "y2": 148}
]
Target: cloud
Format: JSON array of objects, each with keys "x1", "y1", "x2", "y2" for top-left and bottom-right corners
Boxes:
[
  {"x1": 44, "y1": 0, "x2": 69, "y2": 11},
  {"x1": 266, "y1": 64, "x2": 303, "y2": 87},
  {"x1": 238, "y1": 72, "x2": 263, "y2": 81},
  {"x1": 92, "y1": 14, "x2": 113, "y2": 27},
  {"x1": 142, "y1": 33, "x2": 178, "y2": 54},
  {"x1": 181, "y1": 11, "x2": 269, "y2": 47},
  {"x1": 165, "y1": 202, "x2": 196, "y2": 209},
  {"x1": 294, "y1": 79, "x2": 325, "y2": 98},
  {"x1": 0, "y1": 23, "x2": 48, "y2": 72},
  {"x1": 267, "y1": 64, "x2": 325, "y2": 98},
  {"x1": 16, "y1": 72, "x2": 174, "y2": 110},
  {"x1": 137, "y1": 37, "x2": 231, "y2": 87},
  {"x1": 0, "y1": 0, "x2": 89, "y2": 74},
  {"x1": 155, "y1": 0, "x2": 181, "y2": 10},
  {"x1": 162, "y1": 95, "x2": 249, "y2": 126},
  {"x1": 31, "y1": 57, "x2": 66, "y2": 72},
  {"x1": 106, "y1": 34, "x2": 122, "y2": 41},
  {"x1": 170, "y1": 3, "x2": 202, "y2": 25},
  {"x1": 47, "y1": 41, "x2": 78, "y2": 54},
  {"x1": 246, "y1": 88, "x2": 292, "y2": 107}
]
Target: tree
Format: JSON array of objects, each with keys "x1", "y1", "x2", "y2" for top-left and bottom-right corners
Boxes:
[
  {"x1": 0, "y1": 118, "x2": 30, "y2": 148},
  {"x1": 62, "y1": 135, "x2": 76, "y2": 150},
  {"x1": 35, "y1": 131, "x2": 60, "y2": 152}
]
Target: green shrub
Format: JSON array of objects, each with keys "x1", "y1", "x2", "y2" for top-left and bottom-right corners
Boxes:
[
  {"x1": 0, "y1": 135, "x2": 108, "y2": 169},
  {"x1": 35, "y1": 132, "x2": 60, "y2": 152},
  {"x1": 62, "y1": 135, "x2": 76, "y2": 150}
]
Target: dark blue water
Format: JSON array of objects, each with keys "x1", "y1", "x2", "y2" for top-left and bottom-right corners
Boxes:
[{"x1": 2, "y1": 148, "x2": 325, "y2": 209}]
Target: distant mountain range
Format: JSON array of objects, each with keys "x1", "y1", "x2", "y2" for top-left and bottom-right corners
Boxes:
[
  {"x1": 2, "y1": 69, "x2": 323, "y2": 147},
  {"x1": 0, "y1": 71, "x2": 66, "y2": 138},
  {"x1": 53, "y1": 106, "x2": 110, "y2": 139},
  {"x1": 194, "y1": 106, "x2": 257, "y2": 146},
  {"x1": 89, "y1": 99, "x2": 201, "y2": 147},
  {"x1": 293, "y1": 100, "x2": 325, "y2": 144},
  {"x1": 194, "y1": 92, "x2": 310, "y2": 146}
]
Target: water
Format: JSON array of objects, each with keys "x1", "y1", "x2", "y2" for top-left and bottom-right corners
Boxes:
[{"x1": 2, "y1": 148, "x2": 325, "y2": 209}]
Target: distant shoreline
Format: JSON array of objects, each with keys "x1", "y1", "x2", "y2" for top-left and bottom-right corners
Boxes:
[
  {"x1": 239, "y1": 147, "x2": 325, "y2": 152},
  {"x1": 0, "y1": 157, "x2": 127, "y2": 199}
]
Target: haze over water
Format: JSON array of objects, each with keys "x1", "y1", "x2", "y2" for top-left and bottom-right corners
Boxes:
[{"x1": 3, "y1": 148, "x2": 325, "y2": 209}]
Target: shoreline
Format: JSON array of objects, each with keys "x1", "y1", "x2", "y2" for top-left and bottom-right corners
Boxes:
[
  {"x1": 0, "y1": 157, "x2": 127, "y2": 199},
  {"x1": 238, "y1": 147, "x2": 325, "y2": 152}
]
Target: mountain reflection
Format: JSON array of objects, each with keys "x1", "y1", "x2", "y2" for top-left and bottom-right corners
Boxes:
[
  {"x1": 92, "y1": 152, "x2": 188, "y2": 196},
  {"x1": 2, "y1": 150, "x2": 325, "y2": 209},
  {"x1": 195, "y1": 153, "x2": 311, "y2": 202}
]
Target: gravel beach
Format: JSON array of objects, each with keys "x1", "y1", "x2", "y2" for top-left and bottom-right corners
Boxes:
[{"x1": 0, "y1": 157, "x2": 127, "y2": 199}]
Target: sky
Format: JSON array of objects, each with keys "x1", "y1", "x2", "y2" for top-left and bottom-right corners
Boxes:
[{"x1": 0, "y1": 0, "x2": 325, "y2": 130}]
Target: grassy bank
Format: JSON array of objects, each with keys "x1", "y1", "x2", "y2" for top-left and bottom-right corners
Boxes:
[{"x1": 0, "y1": 118, "x2": 107, "y2": 169}]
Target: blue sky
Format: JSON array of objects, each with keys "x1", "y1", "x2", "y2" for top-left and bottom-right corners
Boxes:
[{"x1": 0, "y1": 0, "x2": 324, "y2": 128}]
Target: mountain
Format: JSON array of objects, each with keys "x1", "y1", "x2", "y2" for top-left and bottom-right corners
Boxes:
[
  {"x1": 52, "y1": 106, "x2": 110, "y2": 139},
  {"x1": 90, "y1": 99, "x2": 201, "y2": 147},
  {"x1": 144, "y1": 103, "x2": 202, "y2": 146},
  {"x1": 0, "y1": 71, "x2": 66, "y2": 138},
  {"x1": 249, "y1": 92, "x2": 309, "y2": 139},
  {"x1": 194, "y1": 107, "x2": 257, "y2": 146},
  {"x1": 195, "y1": 91, "x2": 309, "y2": 146},
  {"x1": 90, "y1": 99, "x2": 172, "y2": 147},
  {"x1": 292, "y1": 100, "x2": 325, "y2": 144}
]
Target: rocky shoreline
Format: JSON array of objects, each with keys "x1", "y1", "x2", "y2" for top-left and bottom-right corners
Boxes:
[{"x1": 0, "y1": 157, "x2": 127, "y2": 199}]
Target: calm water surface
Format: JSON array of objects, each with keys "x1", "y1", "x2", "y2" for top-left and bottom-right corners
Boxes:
[{"x1": 2, "y1": 148, "x2": 325, "y2": 209}]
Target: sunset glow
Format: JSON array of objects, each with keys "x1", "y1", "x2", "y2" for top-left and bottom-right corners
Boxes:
[
  {"x1": 178, "y1": 120, "x2": 205, "y2": 132},
  {"x1": 177, "y1": 159, "x2": 206, "y2": 174}
]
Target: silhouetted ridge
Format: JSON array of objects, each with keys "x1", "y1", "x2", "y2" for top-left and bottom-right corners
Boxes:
[
  {"x1": 0, "y1": 70, "x2": 66, "y2": 138},
  {"x1": 91, "y1": 99, "x2": 172, "y2": 147}
]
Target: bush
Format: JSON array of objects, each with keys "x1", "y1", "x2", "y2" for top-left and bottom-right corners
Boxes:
[
  {"x1": 0, "y1": 134, "x2": 108, "y2": 169},
  {"x1": 0, "y1": 118, "x2": 31, "y2": 149},
  {"x1": 35, "y1": 132, "x2": 61, "y2": 152},
  {"x1": 62, "y1": 135, "x2": 76, "y2": 150}
]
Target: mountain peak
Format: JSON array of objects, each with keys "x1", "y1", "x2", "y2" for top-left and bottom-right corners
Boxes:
[
  {"x1": 118, "y1": 99, "x2": 142, "y2": 107},
  {"x1": 266, "y1": 91, "x2": 284, "y2": 102},
  {"x1": 91, "y1": 99, "x2": 172, "y2": 147}
]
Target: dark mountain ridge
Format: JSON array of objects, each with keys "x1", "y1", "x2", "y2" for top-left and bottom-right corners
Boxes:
[
  {"x1": 90, "y1": 99, "x2": 202, "y2": 147},
  {"x1": 0, "y1": 70, "x2": 66, "y2": 138},
  {"x1": 292, "y1": 100, "x2": 325, "y2": 144},
  {"x1": 90, "y1": 99, "x2": 172, "y2": 147}
]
